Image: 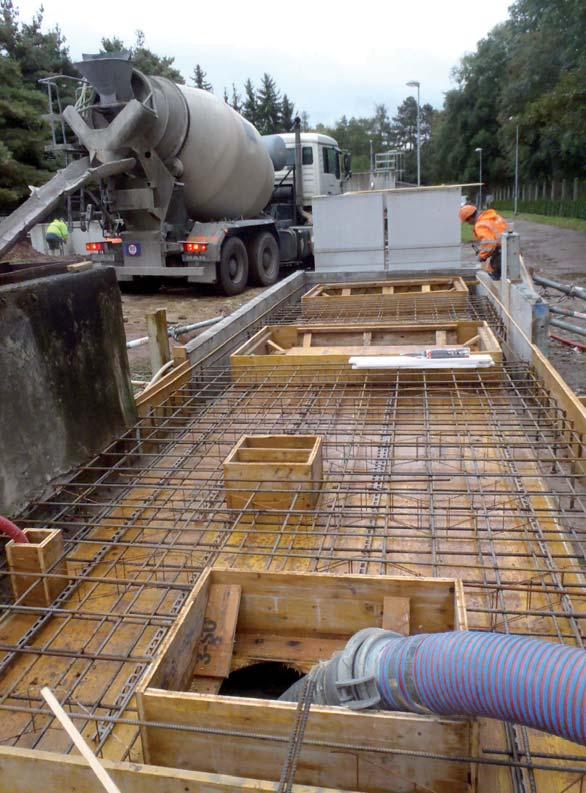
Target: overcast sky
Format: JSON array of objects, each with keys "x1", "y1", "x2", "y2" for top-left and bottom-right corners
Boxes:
[{"x1": 18, "y1": 0, "x2": 513, "y2": 125}]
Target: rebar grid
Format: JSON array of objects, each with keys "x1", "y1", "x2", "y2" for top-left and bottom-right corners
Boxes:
[{"x1": 0, "y1": 296, "x2": 584, "y2": 788}]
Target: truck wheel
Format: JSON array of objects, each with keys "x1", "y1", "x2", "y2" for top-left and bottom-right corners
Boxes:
[
  {"x1": 218, "y1": 237, "x2": 249, "y2": 295},
  {"x1": 248, "y1": 232, "x2": 279, "y2": 286}
]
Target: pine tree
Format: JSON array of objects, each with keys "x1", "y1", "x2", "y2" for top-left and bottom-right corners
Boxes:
[
  {"x1": 230, "y1": 83, "x2": 242, "y2": 114},
  {"x1": 300, "y1": 111, "x2": 311, "y2": 132},
  {"x1": 101, "y1": 32, "x2": 185, "y2": 84},
  {"x1": 191, "y1": 63, "x2": 212, "y2": 91},
  {"x1": 242, "y1": 79, "x2": 257, "y2": 126},
  {"x1": 280, "y1": 94, "x2": 294, "y2": 131},
  {"x1": 256, "y1": 72, "x2": 281, "y2": 135}
]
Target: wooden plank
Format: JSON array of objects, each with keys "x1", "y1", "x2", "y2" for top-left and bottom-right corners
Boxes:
[
  {"x1": 0, "y1": 745, "x2": 349, "y2": 793},
  {"x1": 41, "y1": 687, "x2": 121, "y2": 793},
  {"x1": 435, "y1": 330, "x2": 447, "y2": 346},
  {"x1": 140, "y1": 690, "x2": 473, "y2": 793},
  {"x1": 267, "y1": 339, "x2": 286, "y2": 353},
  {"x1": 302, "y1": 333, "x2": 312, "y2": 348},
  {"x1": 189, "y1": 676, "x2": 223, "y2": 694},
  {"x1": 66, "y1": 261, "x2": 93, "y2": 272},
  {"x1": 422, "y1": 284, "x2": 431, "y2": 293},
  {"x1": 341, "y1": 288, "x2": 351, "y2": 296},
  {"x1": 232, "y1": 633, "x2": 345, "y2": 671},
  {"x1": 193, "y1": 584, "x2": 241, "y2": 679},
  {"x1": 382, "y1": 596, "x2": 410, "y2": 635},
  {"x1": 146, "y1": 308, "x2": 171, "y2": 375}
]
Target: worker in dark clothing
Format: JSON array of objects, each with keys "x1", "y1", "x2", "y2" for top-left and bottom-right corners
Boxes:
[
  {"x1": 459, "y1": 204, "x2": 509, "y2": 280},
  {"x1": 45, "y1": 218, "x2": 69, "y2": 255}
]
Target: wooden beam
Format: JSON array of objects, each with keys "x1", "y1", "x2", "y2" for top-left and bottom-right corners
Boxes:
[
  {"x1": 146, "y1": 308, "x2": 171, "y2": 376},
  {"x1": 382, "y1": 596, "x2": 410, "y2": 635},
  {"x1": 193, "y1": 584, "x2": 241, "y2": 679},
  {"x1": 0, "y1": 745, "x2": 347, "y2": 793},
  {"x1": 41, "y1": 687, "x2": 121, "y2": 793}
]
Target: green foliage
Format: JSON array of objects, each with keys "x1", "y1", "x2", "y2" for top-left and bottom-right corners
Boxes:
[
  {"x1": 242, "y1": 78, "x2": 257, "y2": 126},
  {"x1": 281, "y1": 94, "x2": 294, "y2": 131},
  {"x1": 100, "y1": 31, "x2": 184, "y2": 84},
  {"x1": 0, "y1": 0, "x2": 69, "y2": 211},
  {"x1": 191, "y1": 64, "x2": 212, "y2": 92},
  {"x1": 493, "y1": 198, "x2": 586, "y2": 220},
  {"x1": 431, "y1": 0, "x2": 586, "y2": 187},
  {"x1": 255, "y1": 73, "x2": 281, "y2": 135}
]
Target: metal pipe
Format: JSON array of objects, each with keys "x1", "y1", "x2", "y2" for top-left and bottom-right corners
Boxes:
[
  {"x1": 550, "y1": 317, "x2": 586, "y2": 339},
  {"x1": 549, "y1": 305, "x2": 586, "y2": 321},
  {"x1": 534, "y1": 275, "x2": 586, "y2": 302},
  {"x1": 126, "y1": 315, "x2": 222, "y2": 349}
]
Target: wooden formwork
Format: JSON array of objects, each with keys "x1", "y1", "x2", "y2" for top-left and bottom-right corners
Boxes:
[
  {"x1": 301, "y1": 277, "x2": 469, "y2": 317},
  {"x1": 137, "y1": 568, "x2": 474, "y2": 793},
  {"x1": 223, "y1": 435, "x2": 324, "y2": 511},
  {"x1": 231, "y1": 320, "x2": 502, "y2": 384}
]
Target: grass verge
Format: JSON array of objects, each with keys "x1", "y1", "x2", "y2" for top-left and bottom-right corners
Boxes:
[{"x1": 502, "y1": 212, "x2": 586, "y2": 233}]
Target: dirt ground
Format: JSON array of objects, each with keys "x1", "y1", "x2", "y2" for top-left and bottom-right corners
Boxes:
[
  {"x1": 510, "y1": 218, "x2": 586, "y2": 395},
  {"x1": 123, "y1": 284, "x2": 268, "y2": 381}
]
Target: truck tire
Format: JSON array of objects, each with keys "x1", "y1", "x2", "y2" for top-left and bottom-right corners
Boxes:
[
  {"x1": 218, "y1": 237, "x2": 249, "y2": 295},
  {"x1": 247, "y1": 232, "x2": 279, "y2": 286}
]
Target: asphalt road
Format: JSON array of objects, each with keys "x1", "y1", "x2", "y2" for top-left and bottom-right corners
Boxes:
[{"x1": 510, "y1": 218, "x2": 586, "y2": 395}]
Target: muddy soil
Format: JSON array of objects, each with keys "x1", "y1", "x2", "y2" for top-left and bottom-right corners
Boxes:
[
  {"x1": 510, "y1": 219, "x2": 586, "y2": 395},
  {"x1": 123, "y1": 284, "x2": 268, "y2": 381}
]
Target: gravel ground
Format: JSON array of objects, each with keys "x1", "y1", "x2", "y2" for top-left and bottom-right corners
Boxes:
[{"x1": 509, "y1": 218, "x2": 586, "y2": 395}]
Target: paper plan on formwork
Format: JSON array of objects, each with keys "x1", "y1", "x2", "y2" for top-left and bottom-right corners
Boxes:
[{"x1": 349, "y1": 354, "x2": 494, "y2": 369}]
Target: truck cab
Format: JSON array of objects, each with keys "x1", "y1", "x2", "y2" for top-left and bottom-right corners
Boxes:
[{"x1": 274, "y1": 133, "x2": 348, "y2": 210}]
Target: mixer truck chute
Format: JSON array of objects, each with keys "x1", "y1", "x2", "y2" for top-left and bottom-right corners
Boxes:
[{"x1": 0, "y1": 52, "x2": 349, "y2": 295}]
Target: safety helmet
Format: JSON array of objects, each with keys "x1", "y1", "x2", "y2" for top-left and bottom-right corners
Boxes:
[{"x1": 459, "y1": 204, "x2": 477, "y2": 223}]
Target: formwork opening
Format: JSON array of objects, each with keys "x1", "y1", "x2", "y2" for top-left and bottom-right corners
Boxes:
[
  {"x1": 218, "y1": 661, "x2": 303, "y2": 699},
  {"x1": 136, "y1": 568, "x2": 474, "y2": 792}
]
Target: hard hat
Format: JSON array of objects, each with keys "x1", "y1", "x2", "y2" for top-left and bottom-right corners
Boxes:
[{"x1": 459, "y1": 204, "x2": 477, "y2": 222}]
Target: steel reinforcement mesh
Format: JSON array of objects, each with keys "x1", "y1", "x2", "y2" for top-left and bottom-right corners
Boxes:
[{"x1": 0, "y1": 291, "x2": 584, "y2": 792}]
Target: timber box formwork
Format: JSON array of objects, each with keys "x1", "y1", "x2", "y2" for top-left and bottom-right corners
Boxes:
[
  {"x1": 223, "y1": 435, "x2": 324, "y2": 511},
  {"x1": 137, "y1": 568, "x2": 475, "y2": 793},
  {"x1": 301, "y1": 277, "x2": 469, "y2": 318},
  {"x1": 231, "y1": 320, "x2": 502, "y2": 384},
  {"x1": 0, "y1": 271, "x2": 584, "y2": 793}
]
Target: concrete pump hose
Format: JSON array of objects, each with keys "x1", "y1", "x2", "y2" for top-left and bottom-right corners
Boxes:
[
  {"x1": 0, "y1": 516, "x2": 29, "y2": 544},
  {"x1": 378, "y1": 631, "x2": 586, "y2": 745}
]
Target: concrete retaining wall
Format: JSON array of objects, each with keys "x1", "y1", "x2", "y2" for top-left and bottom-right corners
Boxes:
[{"x1": 0, "y1": 267, "x2": 136, "y2": 515}]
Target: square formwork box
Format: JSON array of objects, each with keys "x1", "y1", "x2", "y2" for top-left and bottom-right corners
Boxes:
[
  {"x1": 6, "y1": 528, "x2": 68, "y2": 607},
  {"x1": 301, "y1": 277, "x2": 469, "y2": 319},
  {"x1": 223, "y1": 435, "x2": 323, "y2": 511},
  {"x1": 137, "y1": 568, "x2": 475, "y2": 793}
]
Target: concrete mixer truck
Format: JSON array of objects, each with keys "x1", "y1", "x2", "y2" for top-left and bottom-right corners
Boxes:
[{"x1": 0, "y1": 52, "x2": 350, "y2": 295}]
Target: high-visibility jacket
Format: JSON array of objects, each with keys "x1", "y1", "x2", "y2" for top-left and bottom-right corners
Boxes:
[
  {"x1": 46, "y1": 219, "x2": 69, "y2": 241},
  {"x1": 473, "y1": 210, "x2": 508, "y2": 261}
]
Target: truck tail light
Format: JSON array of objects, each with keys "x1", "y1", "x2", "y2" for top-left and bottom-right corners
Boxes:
[
  {"x1": 183, "y1": 242, "x2": 208, "y2": 255},
  {"x1": 86, "y1": 242, "x2": 105, "y2": 253}
]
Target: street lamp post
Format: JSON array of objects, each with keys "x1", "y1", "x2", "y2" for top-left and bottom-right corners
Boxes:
[
  {"x1": 406, "y1": 80, "x2": 421, "y2": 186},
  {"x1": 475, "y1": 147, "x2": 483, "y2": 208},
  {"x1": 514, "y1": 124, "x2": 519, "y2": 215}
]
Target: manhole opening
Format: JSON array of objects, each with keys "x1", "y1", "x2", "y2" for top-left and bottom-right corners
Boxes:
[{"x1": 218, "y1": 661, "x2": 303, "y2": 700}]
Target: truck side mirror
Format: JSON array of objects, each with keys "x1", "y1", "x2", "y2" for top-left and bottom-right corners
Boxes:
[{"x1": 343, "y1": 152, "x2": 352, "y2": 179}]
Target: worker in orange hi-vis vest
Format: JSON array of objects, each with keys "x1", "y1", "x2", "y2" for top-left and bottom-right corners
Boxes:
[{"x1": 459, "y1": 204, "x2": 509, "y2": 280}]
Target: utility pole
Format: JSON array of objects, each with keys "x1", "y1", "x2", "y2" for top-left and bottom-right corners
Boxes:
[{"x1": 406, "y1": 81, "x2": 421, "y2": 186}]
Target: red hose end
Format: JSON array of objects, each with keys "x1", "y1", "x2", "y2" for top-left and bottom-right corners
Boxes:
[{"x1": 0, "y1": 516, "x2": 29, "y2": 544}]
